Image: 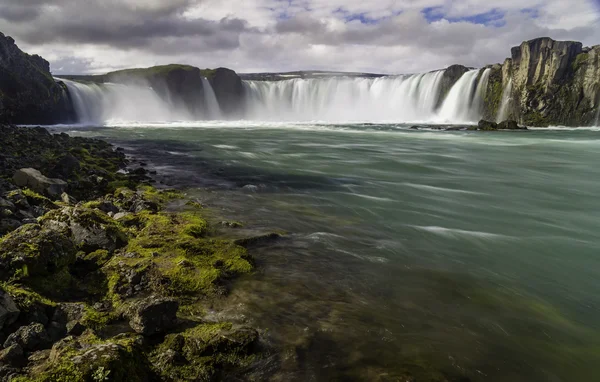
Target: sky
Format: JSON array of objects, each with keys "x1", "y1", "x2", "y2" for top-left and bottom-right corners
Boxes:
[{"x1": 0, "y1": 0, "x2": 599, "y2": 75}]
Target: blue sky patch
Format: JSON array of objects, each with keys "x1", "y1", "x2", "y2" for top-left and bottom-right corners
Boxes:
[{"x1": 422, "y1": 7, "x2": 506, "y2": 27}]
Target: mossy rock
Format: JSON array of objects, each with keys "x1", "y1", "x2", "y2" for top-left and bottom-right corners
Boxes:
[
  {"x1": 0, "y1": 224, "x2": 77, "y2": 283},
  {"x1": 103, "y1": 209, "x2": 253, "y2": 305},
  {"x1": 13, "y1": 332, "x2": 155, "y2": 382},
  {"x1": 150, "y1": 323, "x2": 258, "y2": 381}
]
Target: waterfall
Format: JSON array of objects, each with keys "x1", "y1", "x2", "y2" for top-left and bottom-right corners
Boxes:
[
  {"x1": 58, "y1": 66, "x2": 494, "y2": 125},
  {"x1": 471, "y1": 69, "x2": 491, "y2": 120},
  {"x1": 201, "y1": 77, "x2": 222, "y2": 119},
  {"x1": 243, "y1": 69, "x2": 489, "y2": 123},
  {"x1": 58, "y1": 78, "x2": 192, "y2": 125},
  {"x1": 496, "y1": 78, "x2": 513, "y2": 123},
  {"x1": 437, "y1": 70, "x2": 481, "y2": 123}
]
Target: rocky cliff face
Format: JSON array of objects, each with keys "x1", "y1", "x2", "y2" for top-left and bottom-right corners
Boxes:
[
  {"x1": 208, "y1": 68, "x2": 245, "y2": 117},
  {"x1": 0, "y1": 33, "x2": 75, "y2": 124},
  {"x1": 492, "y1": 37, "x2": 600, "y2": 126},
  {"x1": 105, "y1": 65, "x2": 209, "y2": 118},
  {"x1": 436, "y1": 64, "x2": 469, "y2": 108}
]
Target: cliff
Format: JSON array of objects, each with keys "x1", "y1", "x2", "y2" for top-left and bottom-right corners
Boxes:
[
  {"x1": 484, "y1": 37, "x2": 600, "y2": 126},
  {"x1": 63, "y1": 65, "x2": 246, "y2": 119},
  {"x1": 0, "y1": 33, "x2": 75, "y2": 124},
  {"x1": 208, "y1": 68, "x2": 245, "y2": 117}
]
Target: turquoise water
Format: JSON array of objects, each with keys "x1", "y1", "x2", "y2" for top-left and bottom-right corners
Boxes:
[{"x1": 61, "y1": 123, "x2": 600, "y2": 381}]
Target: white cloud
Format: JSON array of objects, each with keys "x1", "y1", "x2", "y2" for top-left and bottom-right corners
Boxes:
[{"x1": 0, "y1": 0, "x2": 598, "y2": 74}]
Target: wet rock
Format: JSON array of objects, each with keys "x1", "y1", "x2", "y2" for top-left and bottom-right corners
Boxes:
[
  {"x1": 0, "y1": 344, "x2": 25, "y2": 367},
  {"x1": 0, "y1": 289, "x2": 20, "y2": 331},
  {"x1": 498, "y1": 120, "x2": 527, "y2": 130},
  {"x1": 477, "y1": 120, "x2": 498, "y2": 130},
  {"x1": 3, "y1": 323, "x2": 51, "y2": 351},
  {"x1": 205, "y1": 327, "x2": 259, "y2": 354},
  {"x1": 127, "y1": 296, "x2": 179, "y2": 336},
  {"x1": 13, "y1": 168, "x2": 67, "y2": 199},
  {"x1": 235, "y1": 232, "x2": 282, "y2": 248}
]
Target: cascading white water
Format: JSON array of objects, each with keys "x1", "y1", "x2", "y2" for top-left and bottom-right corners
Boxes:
[
  {"x1": 59, "y1": 78, "x2": 192, "y2": 125},
  {"x1": 470, "y1": 69, "x2": 491, "y2": 120},
  {"x1": 437, "y1": 70, "x2": 481, "y2": 123},
  {"x1": 201, "y1": 77, "x2": 222, "y2": 119},
  {"x1": 496, "y1": 79, "x2": 513, "y2": 123},
  {"x1": 594, "y1": 97, "x2": 600, "y2": 127},
  {"x1": 243, "y1": 69, "x2": 489, "y2": 123},
  {"x1": 59, "y1": 67, "x2": 493, "y2": 125}
]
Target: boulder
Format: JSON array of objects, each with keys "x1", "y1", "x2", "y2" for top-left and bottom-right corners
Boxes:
[
  {"x1": 40, "y1": 207, "x2": 127, "y2": 254},
  {"x1": 0, "y1": 289, "x2": 19, "y2": 331},
  {"x1": 127, "y1": 296, "x2": 179, "y2": 336},
  {"x1": 477, "y1": 120, "x2": 498, "y2": 130},
  {"x1": 3, "y1": 323, "x2": 51, "y2": 351},
  {"x1": 13, "y1": 168, "x2": 67, "y2": 199},
  {"x1": 0, "y1": 344, "x2": 25, "y2": 367},
  {"x1": 0, "y1": 224, "x2": 77, "y2": 281},
  {"x1": 498, "y1": 120, "x2": 527, "y2": 130}
]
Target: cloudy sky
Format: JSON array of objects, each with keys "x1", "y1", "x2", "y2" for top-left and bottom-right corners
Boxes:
[{"x1": 1, "y1": 0, "x2": 599, "y2": 75}]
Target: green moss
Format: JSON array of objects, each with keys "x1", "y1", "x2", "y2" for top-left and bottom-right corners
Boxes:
[
  {"x1": 104, "y1": 209, "x2": 252, "y2": 301},
  {"x1": 200, "y1": 68, "x2": 217, "y2": 79},
  {"x1": 573, "y1": 52, "x2": 589, "y2": 72},
  {"x1": 14, "y1": 334, "x2": 152, "y2": 382},
  {"x1": 0, "y1": 282, "x2": 56, "y2": 308},
  {"x1": 81, "y1": 305, "x2": 113, "y2": 331},
  {"x1": 523, "y1": 111, "x2": 549, "y2": 127},
  {"x1": 106, "y1": 64, "x2": 199, "y2": 79},
  {"x1": 21, "y1": 189, "x2": 57, "y2": 209},
  {"x1": 150, "y1": 322, "x2": 257, "y2": 381}
]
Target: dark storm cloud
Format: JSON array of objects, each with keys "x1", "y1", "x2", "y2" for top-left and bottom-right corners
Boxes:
[{"x1": 0, "y1": 0, "x2": 255, "y2": 52}]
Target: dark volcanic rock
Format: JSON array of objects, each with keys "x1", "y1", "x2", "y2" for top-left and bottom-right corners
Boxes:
[
  {"x1": 0, "y1": 33, "x2": 75, "y2": 124},
  {"x1": 13, "y1": 168, "x2": 67, "y2": 199},
  {"x1": 436, "y1": 65, "x2": 470, "y2": 108},
  {"x1": 105, "y1": 65, "x2": 208, "y2": 118},
  {"x1": 498, "y1": 120, "x2": 527, "y2": 130},
  {"x1": 477, "y1": 120, "x2": 498, "y2": 130},
  {"x1": 209, "y1": 67, "x2": 245, "y2": 117},
  {"x1": 3, "y1": 323, "x2": 51, "y2": 352},
  {"x1": 127, "y1": 296, "x2": 179, "y2": 336},
  {"x1": 0, "y1": 224, "x2": 77, "y2": 281},
  {"x1": 0, "y1": 289, "x2": 19, "y2": 331}
]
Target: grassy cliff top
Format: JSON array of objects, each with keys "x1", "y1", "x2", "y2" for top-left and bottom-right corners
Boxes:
[{"x1": 61, "y1": 65, "x2": 218, "y2": 83}]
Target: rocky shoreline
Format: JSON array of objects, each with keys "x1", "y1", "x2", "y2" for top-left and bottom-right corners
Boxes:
[{"x1": 0, "y1": 125, "x2": 264, "y2": 381}]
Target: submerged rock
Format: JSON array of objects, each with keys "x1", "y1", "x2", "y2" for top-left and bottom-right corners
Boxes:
[{"x1": 13, "y1": 168, "x2": 67, "y2": 199}]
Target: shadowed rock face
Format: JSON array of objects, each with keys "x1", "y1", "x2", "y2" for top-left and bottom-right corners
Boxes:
[
  {"x1": 208, "y1": 67, "x2": 245, "y2": 117},
  {"x1": 0, "y1": 33, "x2": 76, "y2": 125},
  {"x1": 436, "y1": 64, "x2": 469, "y2": 109}
]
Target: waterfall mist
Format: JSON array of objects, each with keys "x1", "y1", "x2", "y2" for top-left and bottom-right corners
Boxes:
[
  {"x1": 496, "y1": 79, "x2": 513, "y2": 123},
  {"x1": 243, "y1": 69, "x2": 490, "y2": 123},
  {"x1": 59, "y1": 67, "x2": 493, "y2": 125}
]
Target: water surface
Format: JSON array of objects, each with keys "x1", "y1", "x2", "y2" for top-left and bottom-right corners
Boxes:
[{"x1": 59, "y1": 122, "x2": 600, "y2": 381}]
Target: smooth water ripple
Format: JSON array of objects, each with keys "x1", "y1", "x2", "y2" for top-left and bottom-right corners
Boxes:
[{"x1": 59, "y1": 122, "x2": 600, "y2": 381}]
